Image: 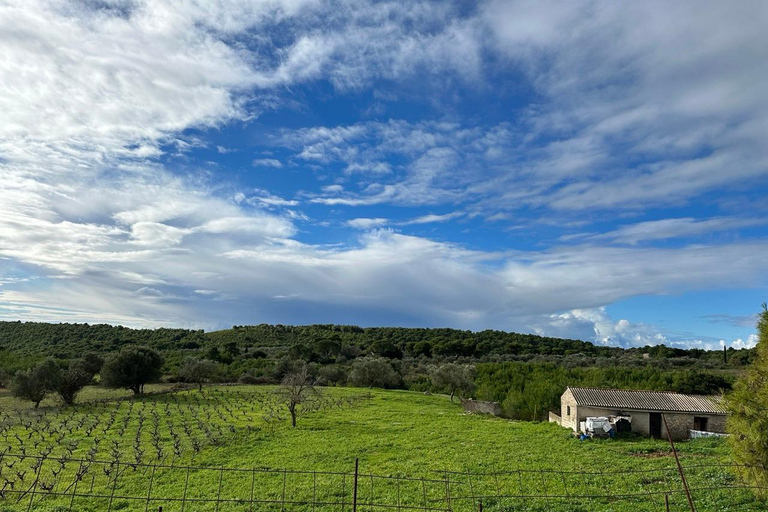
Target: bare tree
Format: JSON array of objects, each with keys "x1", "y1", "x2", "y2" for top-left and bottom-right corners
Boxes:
[{"x1": 276, "y1": 362, "x2": 319, "y2": 428}]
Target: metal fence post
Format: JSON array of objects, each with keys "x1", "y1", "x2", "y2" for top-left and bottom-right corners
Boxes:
[{"x1": 353, "y1": 458, "x2": 359, "y2": 512}]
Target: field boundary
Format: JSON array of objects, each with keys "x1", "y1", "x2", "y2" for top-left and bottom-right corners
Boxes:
[{"x1": 1, "y1": 452, "x2": 766, "y2": 512}]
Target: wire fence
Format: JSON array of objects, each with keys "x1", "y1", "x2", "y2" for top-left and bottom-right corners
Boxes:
[{"x1": 1, "y1": 452, "x2": 766, "y2": 512}]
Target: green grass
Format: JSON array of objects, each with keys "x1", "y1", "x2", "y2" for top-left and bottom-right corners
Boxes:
[{"x1": 0, "y1": 386, "x2": 764, "y2": 511}]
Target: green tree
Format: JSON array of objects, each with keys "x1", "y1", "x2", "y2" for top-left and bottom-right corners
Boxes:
[
  {"x1": 349, "y1": 357, "x2": 399, "y2": 388},
  {"x1": 10, "y1": 358, "x2": 60, "y2": 408},
  {"x1": 318, "y1": 365, "x2": 346, "y2": 386},
  {"x1": 179, "y1": 357, "x2": 220, "y2": 391},
  {"x1": 80, "y1": 353, "x2": 105, "y2": 378},
  {"x1": 502, "y1": 379, "x2": 563, "y2": 421},
  {"x1": 101, "y1": 346, "x2": 164, "y2": 394},
  {"x1": 429, "y1": 363, "x2": 475, "y2": 402},
  {"x1": 56, "y1": 360, "x2": 92, "y2": 405},
  {"x1": 727, "y1": 304, "x2": 768, "y2": 499}
]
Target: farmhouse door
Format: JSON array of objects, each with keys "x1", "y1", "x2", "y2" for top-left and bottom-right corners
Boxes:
[{"x1": 649, "y1": 412, "x2": 662, "y2": 439}]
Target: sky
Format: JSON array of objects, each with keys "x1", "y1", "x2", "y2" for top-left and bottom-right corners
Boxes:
[{"x1": 0, "y1": 0, "x2": 767, "y2": 349}]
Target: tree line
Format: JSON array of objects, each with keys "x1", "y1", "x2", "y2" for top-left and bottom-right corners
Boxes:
[
  {"x1": 0, "y1": 320, "x2": 748, "y2": 425},
  {"x1": 4, "y1": 340, "x2": 734, "y2": 424},
  {"x1": 0, "y1": 321, "x2": 753, "y2": 373}
]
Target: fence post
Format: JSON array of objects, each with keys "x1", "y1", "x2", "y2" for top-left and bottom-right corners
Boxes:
[
  {"x1": 662, "y1": 414, "x2": 696, "y2": 512},
  {"x1": 353, "y1": 458, "x2": 359, "y2": 512},
  {"x1": 444, "y1": 470, "x2": 452, "y2": 512}
]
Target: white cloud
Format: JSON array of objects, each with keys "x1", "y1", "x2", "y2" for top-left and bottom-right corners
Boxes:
[
  {"x1": 401, "y1": 212, "x2": 463, "y2": 225},
  {"x1": 573, "y1": 217, "x2": 766, "y2": 245},
  {"x1": 740, "y1": 334, "x2": 759, "y2": 349},
  {"x1": 346, "y1": 218, "x2": 389, "y2": 229},
  {"x1": 482, "y1": 0, "x2": 768, "y2": 211},
  {"x1": 246, "y1": 189, "x2": 300, "y2": 207},
  {"x1": 536, "y1": 308, "x2": 670, "y2": 348},
  {"x1": 252, "y1": 158, "x2": 284, "y2": 168}
]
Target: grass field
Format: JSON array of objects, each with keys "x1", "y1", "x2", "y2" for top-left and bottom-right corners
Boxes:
[{"x1": 0, "y1": 385, "x2": 764, "y2": 512}]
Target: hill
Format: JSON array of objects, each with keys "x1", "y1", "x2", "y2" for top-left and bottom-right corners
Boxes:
[{"x1": 0, "y1": 321, "x2": 753, "y2": 369}]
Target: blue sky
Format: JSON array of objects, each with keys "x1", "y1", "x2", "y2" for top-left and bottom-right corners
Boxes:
[{"x1": 0, "y1": 0, "x2": 766, "y2": 349}]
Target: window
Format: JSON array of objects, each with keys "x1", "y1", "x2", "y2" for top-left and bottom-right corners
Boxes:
[
  {"x1": 567, "y1": 406, "x2": 571, "y2": 416},
  {"x1": 693, "y1": 417, "x2": 708, "y2": 431}
]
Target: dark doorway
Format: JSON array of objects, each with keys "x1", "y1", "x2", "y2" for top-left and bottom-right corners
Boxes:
[
  {"x1": 693, "y1": 416, "x2": 708, "y2": 431},
  {"x1": 650, "y1": 412, "x2": 662, "y2": 439},
  {"x1": 615, "y1": 418, "x2": 632, "y2": 433}
]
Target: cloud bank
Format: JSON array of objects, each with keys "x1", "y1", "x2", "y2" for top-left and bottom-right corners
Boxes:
[{"x1": 1, "y1": 0, "x2": 766, "y2": 348}]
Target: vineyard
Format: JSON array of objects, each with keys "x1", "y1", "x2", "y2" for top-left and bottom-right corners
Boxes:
[{"x1": 0, "y1": 386, "x2": 765, "y2": 511}]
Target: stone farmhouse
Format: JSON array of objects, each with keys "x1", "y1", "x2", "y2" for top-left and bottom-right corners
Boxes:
[{"x1": 555, "y1": 387, "x2": 727, "y2": 440}]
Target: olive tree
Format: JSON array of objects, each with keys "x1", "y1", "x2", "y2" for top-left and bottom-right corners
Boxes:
[
  {"x1": 429, "y1": 363, "x2": 475, "y2": 402},
  {"x1": 318, "y1": 365, "x2": 346, "y2": 386},
  {"x1": 10, "y1": 358, "x2": 60, "y2": 408},
  {"x1": 179, "y1": 357, "x2": 220, "y2": 391},
  {"x1": 349, "y1": 357, "x2": 399, "y2": 388},
  {"x1": 56, "y1": 360, "x2": 93, "y2": 405},
  {"x1": 101, "y1": 346, "x2": 164, "y2": 394},
  {"x1": 80, "y1": 353, "x2": 105, "y2": 378},
  {"x1": 727, "y1": 304, "x2": 768, "y2": 499}
]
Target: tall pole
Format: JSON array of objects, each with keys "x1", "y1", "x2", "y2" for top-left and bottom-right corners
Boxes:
[{"x1": 662, "y1": 414, "x2": 696, "y2": 512}]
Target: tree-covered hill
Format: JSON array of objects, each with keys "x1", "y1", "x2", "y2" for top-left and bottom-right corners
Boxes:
[
  {"x1": 0, "y1": 321, "x2": 753, "y2": 420},
  {"x1": 0, "y1": 321, "x2": 754, "y2": 372}
]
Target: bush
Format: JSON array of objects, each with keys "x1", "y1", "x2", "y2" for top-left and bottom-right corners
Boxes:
[{"x1": 101, "y1": 346, "x2": 164, "y2": 394}]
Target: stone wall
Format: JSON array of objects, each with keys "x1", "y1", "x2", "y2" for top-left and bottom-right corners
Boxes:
[
  {"x1": 549, "y1": 411, "x2": 562, "y2": 424},
  {"x1": 560, "y1": 389, "x2": 579, "y2": 431},
  {"x1": 660, "y1": 413, "x2": 692, "y2": 440},
  {"x1": 707, "y1": 414, "x2": 727, "y2": 433},
  {"x1": 462, "y1": 399, "x2": 502, "y2": 416},
  {"x1": 661, "y1": 413, "x2": 727, "y2": 440}
]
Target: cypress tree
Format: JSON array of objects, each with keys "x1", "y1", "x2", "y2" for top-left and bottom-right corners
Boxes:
[{"x1": 727, "y1": 303, "x2": 768, "y2": 499}]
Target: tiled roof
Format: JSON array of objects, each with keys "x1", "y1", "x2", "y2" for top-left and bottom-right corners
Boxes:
[{"x1": 567, "y1": 387, "x2": 726, "y2": 414}]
